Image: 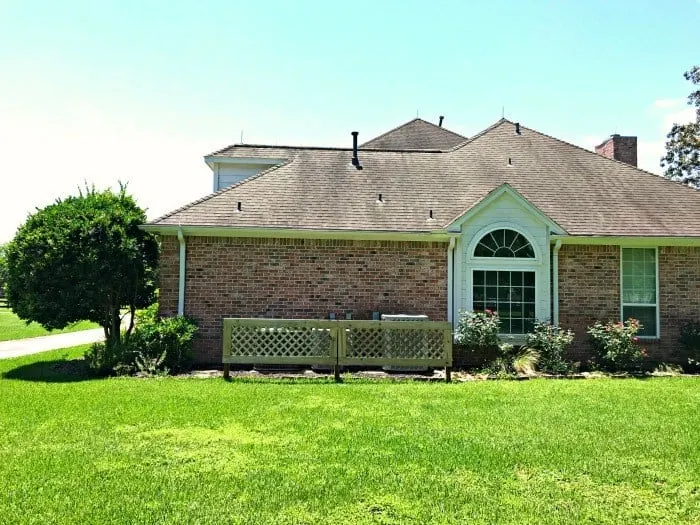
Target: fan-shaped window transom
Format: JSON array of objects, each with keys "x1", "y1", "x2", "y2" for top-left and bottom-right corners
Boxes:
[{"x1": 474, "y1": 229, "x2": 534, "y2": 258}]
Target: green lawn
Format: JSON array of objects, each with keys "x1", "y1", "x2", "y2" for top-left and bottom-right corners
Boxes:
[
  {"x1": 0, "y1": 309, "x2": 97, "y2": 341},
  {"x1": 1, "y1": 348, "x2": 699, "y2": 524}
]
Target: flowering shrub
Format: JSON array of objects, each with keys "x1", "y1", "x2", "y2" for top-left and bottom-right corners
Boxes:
[
  {"x1": 587, "y1": 318, "x2": 647, "y2": 372},
  {"x1": 526, "y1": 321, "x2": 575, "y2": 374},
  {"x1": 455, "y1": 310, "x2": 500, "y2": 351}
]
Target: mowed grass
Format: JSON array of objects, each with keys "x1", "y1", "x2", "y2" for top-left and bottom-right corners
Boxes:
[
  {"x1": 1, "y1": 348, "x2": 699, "y2": 524},
  {"x1": 0, "y1": 309, "x2": 97, "y2": 341}
]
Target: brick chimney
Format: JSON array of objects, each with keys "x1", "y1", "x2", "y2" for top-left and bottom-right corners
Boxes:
[{"x1": 595, "y1": 134, "x2": 637, "y2": 167}]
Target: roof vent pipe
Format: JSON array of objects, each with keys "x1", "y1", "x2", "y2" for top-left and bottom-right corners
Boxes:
[
  {"x1": 351, "y1": 131, "x2": 362, "y2": 170},
  {"x1": 439, "y1": 116, "x2": 444, "y2": 127},
  {"x1": 515, "y1": 122, "x2": 521, "y2": 135}
]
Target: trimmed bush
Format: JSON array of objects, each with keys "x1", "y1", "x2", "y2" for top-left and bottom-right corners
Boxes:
[
  {"x1": 526, "y1": 321, "x2": 575, "y2": 374},
  {"x1": 587, "y1": 318, "x2": 647, "y2": 372},
  {"x1": 454, "y1": 310, "x2": 500, "y2": 351},
  {"x1": 86, "y1": 304, "x2": 198, "y2": 376}
]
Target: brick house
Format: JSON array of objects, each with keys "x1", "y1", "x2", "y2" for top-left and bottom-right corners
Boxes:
[{"x1": 143, "y1": 118, "x2": 700, "y2": 365}]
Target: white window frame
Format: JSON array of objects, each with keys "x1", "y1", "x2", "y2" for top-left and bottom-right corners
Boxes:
[
  {"x1": 620, "y1": 246, "x2": 660, "y2": 339},
  {"x1": 466, "y1": 225, "x2": 541, "y2": 337},
  {"x1": 470, "y1": 267, "x2": 538, "y2": 336}
]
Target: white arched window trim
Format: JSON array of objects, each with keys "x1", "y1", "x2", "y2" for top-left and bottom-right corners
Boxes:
[
  {"x1": 464, "y1": 223, "x2": 543, "y2": 336},
  {"x1": 467, "y1": 223, "x2": 541, "y2": 263}
]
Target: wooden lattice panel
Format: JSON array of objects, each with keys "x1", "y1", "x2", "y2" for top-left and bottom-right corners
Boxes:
[
  {"x1": 345, "y1": 326, "x2": 447, "y2": 362},
  {"x1": 224, "y1": 319, "x2": 337, "y2": 365}
]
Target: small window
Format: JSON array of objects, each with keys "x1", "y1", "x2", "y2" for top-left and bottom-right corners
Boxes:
[
  {"x1": 474, "y1": 229, "x2": 535, "y2": 258},
  {"x1": 621, "y1": 248, "x2": 658, "y2": 337},
  {"x1": 473, "y1": 270, "x2": 536, "y2": 334}
]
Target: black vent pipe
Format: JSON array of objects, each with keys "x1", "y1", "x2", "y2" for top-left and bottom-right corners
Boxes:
[
  {"x1": 351, "y1": 131, "x2": 362, "y2": 169},
  {"x1": 439, "y1": 116, "x2": 444, "y2": 127}
]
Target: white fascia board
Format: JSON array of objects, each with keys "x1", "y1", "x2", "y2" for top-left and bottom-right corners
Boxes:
[
  {"x1": 140, "y1": 224, "x2": 452, "y2": 242},
  {"x1": 446, "y1": 183, "x2": 567, "y2": 234},
  {"x1": 203, "y1": 156, "x2": 287, "y2": 169},
  {"x1": 551, "y1": 235, "x2": 700, "y2": 247}
]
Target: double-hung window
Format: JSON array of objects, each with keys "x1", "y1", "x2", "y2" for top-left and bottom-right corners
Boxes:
[{"x1": 621, "y1": 248, "x2": 658, "y2": 337}]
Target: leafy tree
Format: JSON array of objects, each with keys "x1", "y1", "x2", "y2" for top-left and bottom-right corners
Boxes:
[
  {"x1": 661, "y1": 66, "x2": 700, "y2": 187},
  {"x1": 5, "y1": 185, "x2": 158, "y2": 344},
  {"x1": 0, "y1": 244, "x2": 8, "y2": 296}
]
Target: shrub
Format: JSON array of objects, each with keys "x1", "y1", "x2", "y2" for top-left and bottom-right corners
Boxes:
[
  {"x1": 455, "y1": 310, "x2": 500, "y2": 351},
  {"x1": 587, "y1": 318, "x2": 647, "y2": 372},
  {"x1": 483, "y1": 343, "x2": 539, "y2": 377},
  {"x1": 129, "y1": 305, "x2": 198, "y2": 374},
  {"x1": 678, "y1": 321, "x2": 700, "y2": 372},
  {"x1": 86, "y1": 303, "x2": 198, "y2": 376},
  {"x1": 526, "y1": 322, "x2": 575, "y2": 374},
  {"x1": 85, "y1": 339, "x2": 136, "y2": 376}
]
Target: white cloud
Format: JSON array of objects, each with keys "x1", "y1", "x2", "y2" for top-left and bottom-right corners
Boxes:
[{"x1": 652, "y1": 98, "x2": 683, "y2": 109}]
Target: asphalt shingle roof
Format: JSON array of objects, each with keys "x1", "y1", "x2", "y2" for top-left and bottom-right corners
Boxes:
[
  {"x1": 151, "y1": 119, "x2": 700, "y2": 237},
  {"x1": 360, "y1": 118, "x2": 467, "y2": 150}
]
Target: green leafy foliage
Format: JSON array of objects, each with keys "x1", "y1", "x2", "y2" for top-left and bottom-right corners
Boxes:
[
  {"x1": 587, "y1": 318, "x2": 647, "y2": 372},
  {"x1": 662, "y1": 66, "x2": 700, "y2": 187},
  {"x1": 526, "y1": 321, "x2": 576, "y2": 374},
  {"x1": 483, "y1": 343, "x2": 540, "y2": 377},
  {"x1": 86, "y1": 303, "x2": 198, "y2": 376},
  {"x1": 678, "y1": 321, "x2": 700, "y2": 372},
  {"x1": 0, "y1": 243, "x2": 7, "y2": 296},
  {"x1": 454, "y1": 309, "x2": 500, "y2": 351},
  {"x1": 4, "y1": 184, "x2": 158, "y2": 344}
]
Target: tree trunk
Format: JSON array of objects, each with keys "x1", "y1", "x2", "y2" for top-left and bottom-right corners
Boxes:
[{"x1": 109, "y1": 307, "x2": 121, "y2": 345}]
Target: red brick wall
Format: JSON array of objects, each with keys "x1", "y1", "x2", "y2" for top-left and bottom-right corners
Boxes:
[
  {"x1": 159, "y1": 236, "x2": 448, "y2": 364},
  {"x1": 656, "y1": 246, "x2": 700, "y2": 360},
  {"x1": 558, "y1": 245, "x2": 620, "y2": 361},
  {"x1": 558, "y1": 244, "x2": 700, "y2": 363}
]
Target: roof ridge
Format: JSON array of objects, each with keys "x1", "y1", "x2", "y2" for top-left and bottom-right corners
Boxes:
[
  {"x1": 149, "y1": 159, "x2": 293, "y2": 225},
  {"x1": 208, "y1": 143, "x2": 446, "y2": 154},
  {"x1": 519, "y1": 122, "x2": 700, "y2": 193},
  {"x1": 360, "y1": 117, "x2": 467, "y2": 148},
  {"x1": 446, "y1": 118, "x2": 510, "y2": 151}
]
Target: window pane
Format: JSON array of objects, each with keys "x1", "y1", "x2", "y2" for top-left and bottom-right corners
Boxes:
[
  {"x1": 622, "y1": 248, "x2": 657, "y2": 336},
  {"x1": 623, "y1": 306, "x2": 657, "y2": 337},
  {"x1": 473, "y1": 270, "x2": 536, "y2": 335},
  {"x1": 486, "y1": 286, "x2": 498, "y2": 301}
]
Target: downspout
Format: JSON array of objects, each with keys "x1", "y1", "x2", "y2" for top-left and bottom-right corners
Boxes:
[
  {"x1": 177, "y1": 225, "x2": 186, "y2": 316},
  {"x1": 552, "y1": 239, "x2": 562, "y2": 326},
  {"x1": 447, "y1": 237, "x2": 456, "y2": 325}
]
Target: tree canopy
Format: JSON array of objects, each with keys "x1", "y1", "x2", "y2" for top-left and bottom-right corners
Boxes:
[
  {"x1": 661, "y1": 66, "x2": 700, "y2": 187},
  {"x1": 5, "y1": 185, "x2": 158, "y2": 343},
  {"x1": 0, "y1": 244, "x2": 8, "y2": 296}
]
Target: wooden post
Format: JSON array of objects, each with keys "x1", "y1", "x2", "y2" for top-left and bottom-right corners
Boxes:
[
  {"x1": 334, "y1": 364, "x2": 340, "y2": 382},
  {"x1": 445, "y1": 366, "x2": 451, "y2": 383},
  {"x1": 223, "y1": 363, "x2": 230, "y2": 380}
]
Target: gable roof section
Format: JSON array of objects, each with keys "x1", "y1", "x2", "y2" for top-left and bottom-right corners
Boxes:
[
  {"x1": 360, "y1": 118, "x2": 467, "y2": 150},
  {"x1": 149, "y1": 119, "x2": 700, "y2": 238},
  {"x1": 446, "y1": 183, "x2": 567, "y2": 234}
]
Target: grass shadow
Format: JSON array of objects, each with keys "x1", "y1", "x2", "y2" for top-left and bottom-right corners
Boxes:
[{"x1": 2, "y1": 357, "x2": 94, "y2": 383}]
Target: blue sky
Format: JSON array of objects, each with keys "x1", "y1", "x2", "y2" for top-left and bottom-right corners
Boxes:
[{"x1": 1, "y1": 0, "x2": 698, "y2": 242}]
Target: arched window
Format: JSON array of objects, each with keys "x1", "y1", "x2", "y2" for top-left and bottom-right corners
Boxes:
[
  {"x1": 471, "y1": 228, "x2": 536, "y2": 334},
  {"x1": 474, "y1": 229, "x2": 534, "y2": 258}
]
